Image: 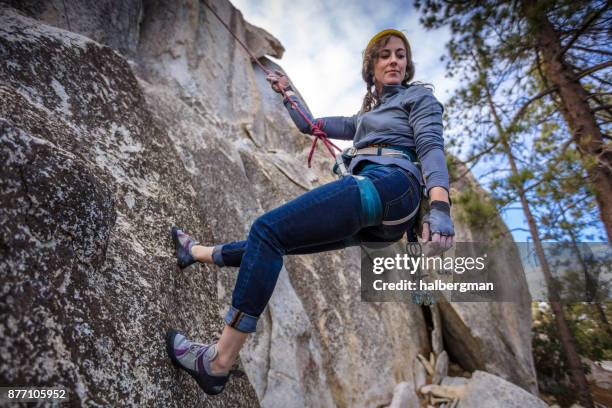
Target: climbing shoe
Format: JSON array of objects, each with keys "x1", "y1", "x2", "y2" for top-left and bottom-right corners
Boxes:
[
  {"x1": 171, "y1": 226, "x2": 199, "y2": 269},
  {"x1": 166, "y1": 329, "x2": 230, "y2": 395}
]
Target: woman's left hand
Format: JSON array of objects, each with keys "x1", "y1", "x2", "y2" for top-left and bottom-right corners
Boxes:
[{"x1": 421, "y1": 201, "x2": 454, "y2": 252}]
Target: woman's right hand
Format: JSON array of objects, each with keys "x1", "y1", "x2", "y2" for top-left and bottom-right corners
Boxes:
[{"x1": 266, "y1": 70, "x2": 290, "y2": 93}]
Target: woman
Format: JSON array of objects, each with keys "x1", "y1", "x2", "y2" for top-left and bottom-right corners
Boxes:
[{"x1": 165, "y1": 29, "x2": 454, "y2": 395}]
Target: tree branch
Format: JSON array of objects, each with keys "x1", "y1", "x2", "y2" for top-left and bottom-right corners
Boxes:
[
  {"x1": 593, "y1": 105, "x2": 612, "y2": 113},
  {"x1": 510, "y1": 227, "x2": 531, "y2": 233},
  {"x1": 494, "y1": 139, "x2": 574, "y2": 204},
  {"x1": 455, "y1": 154, "x2": 487, "y2": 180},
  {"x1": 585, "y1": 92, "x2": 612, "y2": 100},
  {"x1": 501, "y1": 207, "x2": 524, "y2": 212},
  {"x1": 572, "y1": 45, "x2": 612, "y2": 57},
  {"x1": 558, "y1": 6, "x2": 607, "y2": 57},
  {"x1": 575, "y1": 61, "x2": 612, "y2": 81},
  {"x1": 509, "y1": 85, "x2": 558, "y2": 129},
  {"x1": 544, "y1": 195, "x2": 593, "y2": 227},
  {"x1": 589, "y1": 95, "x2": 612, "y2": 114},
  {"x1": 585, "y1": 72, "x2": 612, "y2": 87},
  {"x1": 462, "y1": 140, "x2": 501, "y2": 165}
]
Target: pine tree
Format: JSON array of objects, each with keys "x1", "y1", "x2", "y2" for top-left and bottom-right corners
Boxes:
[
  {"x1": 520, "y1": 0, "x2": 612, "y2": 243},
  {"x1": 417, "y1": 0, "x2": 611, "y2": 242},
  {"x1": 414, "y1": 1, "x2": 611, "y2": 405}
]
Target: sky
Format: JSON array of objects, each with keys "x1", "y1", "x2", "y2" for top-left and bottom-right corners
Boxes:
[
  {"x1": 232, "y1": 0, "x2": 457, "y2": 114},
  {"x1": 231, "y1": 0, "x2": 531, "y2": 241}
]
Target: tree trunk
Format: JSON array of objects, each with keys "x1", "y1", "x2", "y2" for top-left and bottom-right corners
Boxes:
[
  {"x1": 509, "y1": 147, "x2": 594, "y2": 408},
  {"x1": 561, "y1": 215, "x2": 597, "y2": 301},
  {"x1": 484, "y1": 84, "x2": 594, "y2": 408},
  {"x1": 522, "y1": 0, "x2": 612, "y2": 243},
  {"x1": 562, "y1": 215, "x2": 612, "y2": 338},
  {"x1": 595, "y1": 302, "x2": 612, "y2": 339},
  {"x1": 509, "y1": 150, "x2": 593, "y2": 408}
]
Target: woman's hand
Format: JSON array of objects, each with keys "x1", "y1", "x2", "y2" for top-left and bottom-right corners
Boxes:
[
  {"x1": 421, "y1": 201, "x2": 454, "y2": 252},
  {"x1": 266, "y1": 69, "x2": 291, "y2": 93}
]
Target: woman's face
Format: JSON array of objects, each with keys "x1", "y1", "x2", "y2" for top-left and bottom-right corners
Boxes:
[{"x1": 373, "y1": 36, "x2": 407, "y2": 91}]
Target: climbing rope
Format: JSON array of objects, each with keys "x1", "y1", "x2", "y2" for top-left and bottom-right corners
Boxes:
[{"x1": 202, "y1": 1, "x2": 342, "y2": 167}]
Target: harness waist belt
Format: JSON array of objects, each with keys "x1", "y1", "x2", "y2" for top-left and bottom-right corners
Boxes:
[{"x1": 347, "y1": 146, "x2": 418, "y2": 162}]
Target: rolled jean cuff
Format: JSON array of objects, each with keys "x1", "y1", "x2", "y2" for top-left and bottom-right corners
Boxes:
[
  {"x1": 212, "y1": 244, "x2": 225, "y2": 267},
  {"x1": 224, "y1": 306, "x2": 258, "y2": 333}
]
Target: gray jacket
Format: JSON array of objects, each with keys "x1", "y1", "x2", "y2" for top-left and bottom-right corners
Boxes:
[{"x1": 283, "y1": 83, "x2": 449, "y2": 193}]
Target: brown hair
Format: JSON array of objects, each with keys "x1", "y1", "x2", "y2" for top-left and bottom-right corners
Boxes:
[{"x1": 360, "y1": 34, "x2": 415, "y2": 113}]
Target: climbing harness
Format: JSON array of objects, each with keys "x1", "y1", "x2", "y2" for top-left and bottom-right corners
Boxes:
[
  {"x1": 334, "y1": 144, "x2": 422, "y2": 226},
  {"x1": 352, "y1": 173, "x2": 421, "y2": 227},
  {"x1": 333, "y1": 145, "x2": 419, "y2": 177},
  {"x1": 202, "y1": 1, "x2": 341, "y2": 167},
  {"x1": 346, "y1": 144, "x2": 423, "y2": 228}
]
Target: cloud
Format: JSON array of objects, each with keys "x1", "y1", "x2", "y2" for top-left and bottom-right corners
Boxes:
[{"x1": 231, "y1": 0, "x2": 458, "y2": 118}]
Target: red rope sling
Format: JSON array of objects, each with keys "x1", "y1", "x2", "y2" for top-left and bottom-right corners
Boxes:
[{"x1": 202, "y1": 1, "x2": 342, "y2": 167}]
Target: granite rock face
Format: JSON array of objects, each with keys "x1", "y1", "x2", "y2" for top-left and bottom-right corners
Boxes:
[
  {"x1": 0, "y1": 6, "x2": 257, "y2": 406},
  {"x1": 457, "y1": 371, "x2": 549, "y2": 408},
  {"x1": 1, "y1": 1, "x2": 539, "y2": 406}
]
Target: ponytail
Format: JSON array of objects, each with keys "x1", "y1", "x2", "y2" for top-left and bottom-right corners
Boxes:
[{"x1": 360, "y1": 76, "x2": 378, "y2": 114}]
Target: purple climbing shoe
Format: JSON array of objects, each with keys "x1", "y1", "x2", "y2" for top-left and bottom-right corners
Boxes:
[
  {"x1": 171, "y1": 227, "x2": 199, "y2": 269},
  {"x1": 166, "y1": 329, "x2": 229, "y2": 395}
]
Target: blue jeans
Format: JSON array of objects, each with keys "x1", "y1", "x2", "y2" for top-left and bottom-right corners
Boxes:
[{"x1": 214, "y1": 165, "x2": 421, "y2": 332}]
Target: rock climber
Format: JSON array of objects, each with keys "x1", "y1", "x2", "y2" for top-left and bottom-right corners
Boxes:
[{"x1": 165, "y1": 29, "x2": 454, "y2": 395}]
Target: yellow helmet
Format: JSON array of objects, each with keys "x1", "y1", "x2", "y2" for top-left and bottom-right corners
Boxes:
[{"x1": 366, "y1": 29, "x2": 410, "y2": 53}]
